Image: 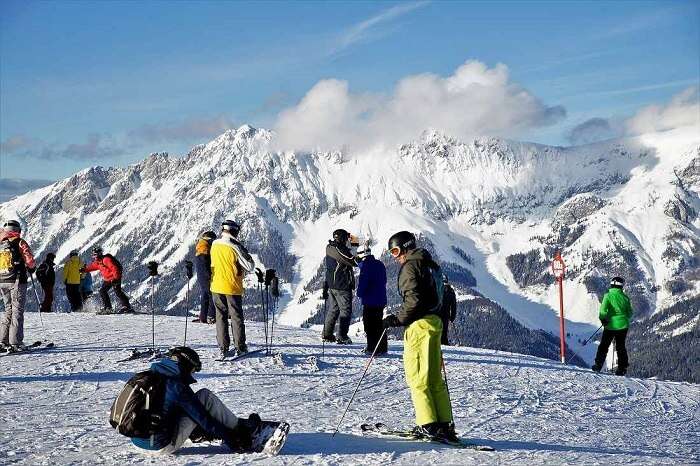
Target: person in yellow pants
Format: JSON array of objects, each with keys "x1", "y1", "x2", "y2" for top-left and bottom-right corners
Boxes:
[{"x1": 383, "y1": 231, "x2": 456, "y2": 441}]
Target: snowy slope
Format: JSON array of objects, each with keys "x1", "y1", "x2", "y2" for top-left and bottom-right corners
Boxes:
[
  {"x1": 0, "y1": 313, "x2": 698, "y2": 465},
  {"x1": 1, "y1": 123, "x2": 699, "y2": 373}
]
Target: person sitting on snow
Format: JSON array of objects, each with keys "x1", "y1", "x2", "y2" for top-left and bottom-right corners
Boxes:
[{"x1": 129, "y1": 346, "x2": 262, "y2": 454}]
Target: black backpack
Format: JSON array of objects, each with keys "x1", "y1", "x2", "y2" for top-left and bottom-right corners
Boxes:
[
  {"x1": 0, "y1": 239, "x2": 21, "y2": 281},
  {"x1": 109, "y1": 370, "x2": 166, "y2": 438},
  {"x1": 103, "y1": 253, "x2": 123, "y2": 275}
]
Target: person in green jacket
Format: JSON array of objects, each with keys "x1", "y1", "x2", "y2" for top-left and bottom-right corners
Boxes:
[
  {"x1": 383, "y1": 231, "x2": 456, "y2": 441},
  {"x1": 592, "y1": 277, "x2": 633, "y2": 375}
]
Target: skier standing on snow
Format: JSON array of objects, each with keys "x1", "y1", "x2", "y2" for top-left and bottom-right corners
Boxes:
[
  {"x1": 440, "y1": 275, "x2": 457, "y2": 345},
  {"x1": 356, "y1": 246, "x2": 388, "y2": 355},
  {"x1": 0, "y1": 220, "x2": 36, "y2": 351},
  {"x1": 322, "y1": 229, "x2": 359, "y2": 344},
  {"x1": 82, "y1": 247, "x2": 133, "y2": 314},
  {"x1": 382, "y1": 231, "x2": 456, "y2": 441},
  {"x1": 194, "y1": 231, "x2": 216, "y2": 324},
  {"x1": 63, "y1": 250, "x2": 84, "y2": 312},
  {"x1": 592, "y1": 276, "x2": 633, "y2": 376},
  {"x1": 35, "y1": 253, "x2": 56, "y2": 312},
  {"x1": 126, "y1": 347, "x2": 263, "y2": 454},
  {"x1": 210, "y1": 220, "x2": 255, "y2": 358},
  {"x1": 80, "y1": 269, "x2": 93, "y2": 301}
]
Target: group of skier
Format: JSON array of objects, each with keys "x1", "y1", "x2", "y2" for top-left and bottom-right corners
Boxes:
[{"x1": 1, "y1": 216, "x2": 636, "y2": 454}]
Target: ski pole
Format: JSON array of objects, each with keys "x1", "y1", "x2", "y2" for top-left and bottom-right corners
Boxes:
[
  {"x1": 332, "y1": 327, "x2": 388, "y2": 437},
  {"x1": 29, "y1": 273, "x2": 47, "y2": 342},
  {"x1": 581, "y1": 325, "x2": 603, "y2": 346},
  {"x1": 441, "y1": 355, "x2": 455, "y2": 424},
  {"x1": 321, "y1": 297, "x2": 328, "y2": 357},
  {"x1": 183, "y1": 261, "x2": 193, "y2": 346}
]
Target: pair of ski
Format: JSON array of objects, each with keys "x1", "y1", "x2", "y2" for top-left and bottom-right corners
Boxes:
[
  {"x1": 360, "y1": 422, "x2": 495, "y2": 451},
  {"x1": 117, "y1": 348, "x2": 167, "y2": 363},
  {"x1": 0, "y1": 340, "x2": 55, "y2": 357},
  {"x1": 215, "y1": 347, "x2": 265, "y2": 362}
]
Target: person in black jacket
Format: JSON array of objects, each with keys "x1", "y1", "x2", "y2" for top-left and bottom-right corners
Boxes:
[
  {"x1": 323, "y1": 229, "x2": 359, "y2": 344},
  {"x1": 383, "y1": 231, "x2": 456, "y2": 442},
  {"x1": 194, "y1": 231, "x2": 216, "y2": 324},
  {"x1": 440, "y1": 275, "x2": 457, "y2": 345},
  {"x1": 36, "y1": 253, "x2": 56, "y2": 313}
]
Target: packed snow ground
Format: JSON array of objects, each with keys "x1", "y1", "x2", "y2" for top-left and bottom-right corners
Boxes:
[{"x1": 1, "y1": 313, "x2": 698, "y2": 465}]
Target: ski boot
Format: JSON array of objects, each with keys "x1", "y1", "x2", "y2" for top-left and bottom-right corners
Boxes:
[
  {"x1": 207, "y1": 316, "x2": 216, "y2": 324},
  {"x1": 615, "y1": 366, "x2": 627, "y2": 376},
  {"x1": 235, "y1": 345, "x2": 249, "y2": 357},
  {"x1": 437, "y1": 422, "x2": 459, "y2": 442},
  {"x1": 321, "y1": 334, "x2": 336, "y2": 343},
  {"x1": 336, "y1": 336, "x2": 353, "y2": 345},
  {"x1": 591, "y1": 364, "x2": 602, "y2": 373}
]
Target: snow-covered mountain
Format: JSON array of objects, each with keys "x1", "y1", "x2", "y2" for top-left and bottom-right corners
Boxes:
[
  {"x1": 1, "y1": 313, "x2": 698, "y2": 465},
  {"x1": 2, "y1": 123, "x2": 699, "y2": 381}
]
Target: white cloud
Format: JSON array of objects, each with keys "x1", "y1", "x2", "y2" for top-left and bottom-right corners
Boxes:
[
  {"x1": 625, "y1": 86, "x2": 700, "y2": 135},
  {"x1": 273, "y1": 60, "x2": 566, "y2": 152},
  {"x1": 333, "y1": 1, "x2": 430, "y2": 54}
]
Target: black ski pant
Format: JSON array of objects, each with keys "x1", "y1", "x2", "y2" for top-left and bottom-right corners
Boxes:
[
  {"x1": 65, "y1": 284, "x2": 83, "y2": 311},
  {"x1": 99, "y1": 279, "x2": 131, "y2": 311},
  {"x1": 197, "y1": 276, "x2": 215, "y2": 322},
  {"x1": 441, "y1": 316, "x2": 450, "y2": 346},
  {"x1": 212, "y1": 293, "x2": 246, "y2": 352},
  {"x1": 40, "y1": 283, "x2": 54, "y2": 313},
  {"x1": 323, "y1": 289, "x2": 352, "y2": 340},
  {"x1": 594, "y1": 328, "x2": 628, "y2": 370},
  {"x1": 362, "y1": 305, "x2": 387, "y2": 353}
]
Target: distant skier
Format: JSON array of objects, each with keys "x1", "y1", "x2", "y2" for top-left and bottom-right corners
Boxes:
[
  {"x1": 0, "y1": 220, "x2": 36, "y2": 351},
  {"x1": 80, "y1": 269, "x2": 93, "y2": 301},
  {"x1": 120, "y1": 347, "x2": 264, "y2": 454},
  {"x1": 356, "y1": 246, "x2": 387, "y2": 355},
  {"x1": 35, "y1": 253, "x2": 56, "y2": 313},
  {"x1": 62, "y1": 250, "x2": 84, "y2": 312},
  {"x1": 194, "y1": 231, "x2": 216, "y2": 324},
  {"x1": 83, "y1": 247, "x2": 133, "y2": 314},
  {"x1": 592, "y1": 276, "x2": 633, "y2": 376},
  {"x1": 322, "y1": 229, "x2": 359, "y2": 344},
  {"x1": 210, "y1": 220, "x2": 255, "y2": 358},
  {"x1": 440, "y1": 275, "x2": 457, "y2": 345},
  {"x1": 382, "y1": 231, "x2": 456, "y2": 441}
]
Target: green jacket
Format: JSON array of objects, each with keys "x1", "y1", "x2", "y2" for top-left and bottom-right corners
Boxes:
[
  {"x1": 397, "y1": 248, "x2": 440, "y2": 327},
  {"x1": 599, "y1": 288, "x2": 633, "y2": 330}
]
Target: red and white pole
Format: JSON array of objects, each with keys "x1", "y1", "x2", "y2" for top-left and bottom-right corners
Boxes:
[{"x1": 552, "y1": 253, "x2": 566, "y2": 364}]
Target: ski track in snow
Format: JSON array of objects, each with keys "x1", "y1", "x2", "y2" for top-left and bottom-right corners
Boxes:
[{"x1": 0, "y1": 314, "x2": 698, "y2": 465}]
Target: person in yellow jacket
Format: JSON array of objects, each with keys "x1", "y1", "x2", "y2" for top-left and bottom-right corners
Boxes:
[
  {"x1": 63, "y1": 250, "x2": 84, "y2": 312},
  {"x1": 210, "y1": 220, "x2": 255, "y2": 359}
]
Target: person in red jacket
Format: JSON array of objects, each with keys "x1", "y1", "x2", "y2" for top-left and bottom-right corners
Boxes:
[{"x1": 83, "y1": 247, "x2": 132, "y2": 314}]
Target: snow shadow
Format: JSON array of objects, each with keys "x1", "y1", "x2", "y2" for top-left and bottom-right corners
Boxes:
[
  {"x1": 281, "y1": 432, "x2": 453, "y2": 456},
  {"x1": 481, "y1": 438, "x2": 674, "y2": 459}
]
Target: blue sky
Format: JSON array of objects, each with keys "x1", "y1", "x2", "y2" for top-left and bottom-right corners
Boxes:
[{"x1": 1, "y1": 0, "x2": 698, "y2": 180}]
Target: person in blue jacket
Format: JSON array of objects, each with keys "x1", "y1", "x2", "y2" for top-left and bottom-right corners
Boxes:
[
  {"x1": 356, "y1": 247, "x2": 388, "y2": 355},
  {"x1": 131, "y1": 347, "x2": 260, "y2": 454}
]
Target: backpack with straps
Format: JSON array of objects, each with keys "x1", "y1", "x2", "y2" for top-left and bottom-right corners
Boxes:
[
  {"x1": 103, "y1": 253, "x2": 123, "y2": 275},
  {"x1": 109, "y1": 370, "x2": 166, "y2": 438},
  {"x1": 0, "y1": 239, "x2": 21, "y2": 281},
  {"x1": 430, "y1": 265, "x2": 445, "y2": 315}
]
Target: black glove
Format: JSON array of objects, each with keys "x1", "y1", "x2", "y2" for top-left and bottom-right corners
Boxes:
[
  {"x1": 27, "y1": 266, "x2": 36, "y2": 274},
  {"x1": 383, "y1": 314, "x2": 400, "y2": 328},
  {"x1": 600, "y1": 317, "x2": 610, "y2": 326}
]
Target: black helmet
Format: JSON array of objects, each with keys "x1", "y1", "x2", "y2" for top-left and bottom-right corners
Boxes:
[
  {"x1": 221, "y1": 220, "x2": 241, "y2": 237},
  {"x1": 333, "y1": 229, "x2": 350, "y2": 243},
  {"x1": 92, "y1": 247, "x2": 104, "y2": 257},
  {"x1": 167, "y1": 346, "x2": 202, "y2": 373},
  {"x1": 3, "y1": 219, "x2": 21, "y2": 233},
  {"x1": 387, "y1": 231, "x2": 416, "y2": 256},
  {"x1": 200, "y1": 230, "x2": 216, "y2": 241},
  {"x1": 610, "y1": 276, "x2": 625, "y2": 288}
]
